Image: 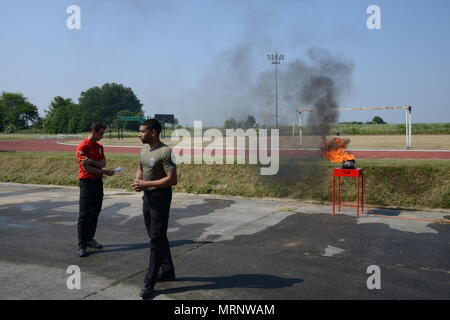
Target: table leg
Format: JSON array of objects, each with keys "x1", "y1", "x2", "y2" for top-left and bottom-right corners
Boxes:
[
  {"x1": 338, "y1": 176, "x2": 341, "y2": 212},
  {"x1": 332, "y1": 176, "x2": 335, "y2": 216},
  {"x1": 356, "y1": 176, "x2": 360, "y2": 218},
  {"x1": 361, "y1": 174, "x2": 365, "y2": 214}
]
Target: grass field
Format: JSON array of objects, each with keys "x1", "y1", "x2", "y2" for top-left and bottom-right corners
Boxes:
[
  {"x1": 287, "y1": 135, "x2": 450, "y2": 150},
  {"x1": 332, "y1": 123, "x2": 450, "y2": 135},
  {"x1": 1, "y1": 151, "x2": 449, "y2": 209}
]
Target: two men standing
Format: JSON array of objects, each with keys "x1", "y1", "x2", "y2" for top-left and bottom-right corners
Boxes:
[{"x1": 76, "y1": 119, "x2": 177, "y2": 299}]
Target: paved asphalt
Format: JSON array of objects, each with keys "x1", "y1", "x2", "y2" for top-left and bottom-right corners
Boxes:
[{"x1": 0, "y1": 182, "x2": 449, "y2": 300}]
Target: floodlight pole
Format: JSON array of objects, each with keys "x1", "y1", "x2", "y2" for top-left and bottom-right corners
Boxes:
[
  {"x1": 406, "y1": 106, "x2": 412, "y2": 150},
  {"x1": 267, "y1": 53, "x2": 284, "y2": 129},
  {"x1": 299, "y1": 111, "x2": 303, "y2": 147}
]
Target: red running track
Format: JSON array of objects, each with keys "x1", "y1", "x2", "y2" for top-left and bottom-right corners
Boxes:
[{"x1": 1, "y1": 139, "x2": 450, "y2": 159}]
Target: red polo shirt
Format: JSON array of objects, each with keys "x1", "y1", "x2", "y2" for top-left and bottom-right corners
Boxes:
[{"x1": 76, "y1": 138, "x2": 105, "y2": 179}]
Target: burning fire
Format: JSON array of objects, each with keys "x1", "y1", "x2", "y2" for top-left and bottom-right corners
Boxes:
[{"x1": 322, "y1": 137, "x2": 356, "y2": 163}]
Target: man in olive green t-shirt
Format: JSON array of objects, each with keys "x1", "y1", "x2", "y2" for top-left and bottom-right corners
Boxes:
[{"x1": 131, "y1": 119, "x2": 177, "y2": 300}]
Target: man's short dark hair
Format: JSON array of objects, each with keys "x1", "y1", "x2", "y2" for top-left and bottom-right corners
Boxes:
[
  {"x1": 90, "y1": 122, "x2": 106, "y2": 132},
  {"x1": 141, "y1": 119, "x2": 162, "y2": 134}
]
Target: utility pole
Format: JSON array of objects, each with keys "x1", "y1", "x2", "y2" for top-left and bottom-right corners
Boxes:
[{"x1": 267, "y1": 52, "x2": 285, "y2": 129}]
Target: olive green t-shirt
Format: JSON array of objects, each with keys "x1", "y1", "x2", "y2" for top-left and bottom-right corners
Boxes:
[{"x1": 140, "y1": 143, "x2": 176, "y2": 191}]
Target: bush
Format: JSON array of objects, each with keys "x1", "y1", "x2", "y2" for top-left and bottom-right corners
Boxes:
[{"x1": 4, "y1": 124, "x2": 17, "y2": 134}]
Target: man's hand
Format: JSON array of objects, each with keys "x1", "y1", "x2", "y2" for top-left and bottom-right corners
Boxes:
[
  {"x1": 81, "y1": 157, "x2": 93, "y2": 167},
  {"x1": 131, "y1": 179, "x2": 149, "y2": 192},
  {"x1": 103, "y1": 170, "x2": 115, "y2": 177}
]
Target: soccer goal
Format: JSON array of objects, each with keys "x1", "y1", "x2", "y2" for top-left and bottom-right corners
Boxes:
[{"x1": 291, "y1": 106, "x2": 413, "y2": 150}]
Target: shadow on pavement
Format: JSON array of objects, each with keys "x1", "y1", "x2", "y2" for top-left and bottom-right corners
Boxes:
[
  {"x1": 367, "y1": 209, "x2": 401, "y2": 216},
  {"x1": 88, "y1": 242, "x2": 149, "y2": 255},
  {"x1": 88, "y1": 240, "x2": 212, "y2": 255},
  {"x1": 159, "y1": 274, "x2": 304, "y2": 295}
]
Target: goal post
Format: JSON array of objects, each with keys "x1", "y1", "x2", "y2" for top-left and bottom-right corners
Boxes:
[{"x1": 292, "y1": 106, "x2": 413, "y2": 150}]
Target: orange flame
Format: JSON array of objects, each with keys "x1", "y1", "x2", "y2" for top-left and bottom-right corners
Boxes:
[{"x1": 322, "y1": 137, "x2": 356, "y2": 163}]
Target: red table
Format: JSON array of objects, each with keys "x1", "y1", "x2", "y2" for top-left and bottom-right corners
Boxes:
[{"x1": 332, "y1": 168, "x2": 365, "y2": 217}]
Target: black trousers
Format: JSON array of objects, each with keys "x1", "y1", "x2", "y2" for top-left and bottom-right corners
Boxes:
[
  {"x1": 78, "y1": 178, "x2": 104, "y2": 247},
  {"x1": 143, "y1": 188, "x2": 175, "y2": 288}
]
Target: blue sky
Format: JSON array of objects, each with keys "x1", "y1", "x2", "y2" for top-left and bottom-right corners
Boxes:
[{"x1": 1, "y1": 0, "x2": 449, "y2": 126}]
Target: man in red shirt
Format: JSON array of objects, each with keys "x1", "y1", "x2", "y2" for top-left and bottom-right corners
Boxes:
[{"x1": 76, "y1": 122, "x2": 115, "y2": 257}]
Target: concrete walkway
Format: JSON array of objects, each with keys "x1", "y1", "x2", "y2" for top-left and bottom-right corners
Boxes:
[{"x1": 0, "y1": 182, "x2": 449, "y2": 300}]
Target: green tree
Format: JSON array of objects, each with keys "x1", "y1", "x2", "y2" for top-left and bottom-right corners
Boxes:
[
  {"x1": 224, "y1": 118, "x2": 237, "y2": 129},
  {"x1": 0, "y1": 92, "x2": 41, "y2": 132},
  {"x1": 78, "y1": 83, "x2": 143, "y2": 131},
  {"x1": 67, "y1": 104, "x2": 83, "y2": 133},
  {"x1": 372, "y1": 116, "x2": 386, "y2": 124},
  {"x1": 244, "y1": 115, "x2": 256, "y2": 128},
  {"x1": 43, "y1": 97, "x2": 78, "y2": 134},
  {"x1": 224, "y1": 115, "x2": 257, "y2": 129},
  {"x1": 0, "y1": 100, "x2": 5, "y2": 132}
]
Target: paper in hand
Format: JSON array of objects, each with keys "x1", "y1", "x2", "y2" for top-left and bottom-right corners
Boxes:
[{"x1": 114, "y1": 167, "x2": 124, "y2": 172}]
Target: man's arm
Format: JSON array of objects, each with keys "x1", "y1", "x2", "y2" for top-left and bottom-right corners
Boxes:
[
  {"x1": 82, "y1": 163, "x2": 114, "y2": 176},
  {"x1": 81, "y1": 158, "x2": 106, "y2": 169},
  {"x1": 91, "y1": 158, "x2": 106, "y2": 168},
  {"x1": 135, "y1": 162, "x2": 143, "y2": 180}
]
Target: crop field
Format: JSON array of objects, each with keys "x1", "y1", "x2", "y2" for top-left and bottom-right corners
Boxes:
[
  {"x1": 287, "y1": 135, "x2": 450, "y2": 150},
  {"x1": 332, "y1": 123, "x2": 450, "y2": 135}
]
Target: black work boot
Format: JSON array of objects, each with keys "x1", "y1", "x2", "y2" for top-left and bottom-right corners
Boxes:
[
  {"x1": 157, "y1": 271, "x2": 176, "y2": 282},
  {"x1": 140, "y1": 285, "x2": 156, "y2": 300},
  {"x1": 78, "y1": 246, "x2": 89, "y2": 257},
  {"x1": 86, "y1": 239, "x2": 103, "y2": 249}
]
